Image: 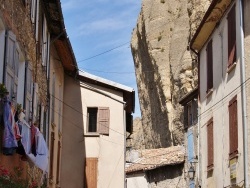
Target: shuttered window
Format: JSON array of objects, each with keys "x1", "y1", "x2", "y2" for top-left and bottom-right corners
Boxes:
[
  {"x1": 49, "y1": 132, "x2": 55, "y2": 179},
  {"x1": 5, "y1": 31, "x2": 19, "y2": 104},
  {"x1": 228, "y1": 5, "x2": 236, "y2": 67},
  {"x1": 85, "y1": 158, "x2": 98, "y2": 188},
  {"x1": 206, "y1": 40, "x2": 213, "y2": 92},
  {"x1": 229, "y1": 96, "x2": 238, "y2": 158},
  {"x1": 207, "y1": 118, "x2": 214, "y2": 169},
  {"x1": 25, "y1": 64, "x2": 33, "y2": 122},
  {"x1": 184, "y1": 99, "x2": 198, "y2": 128},
  {"x1": 56, "y1": 141, "x2": 61, "y2": 184},
  {"x1": 98, "y1": 107, "x2": 110, "y2": 135},
  {"x1": 87, "y1": 107, "x2": 110, "y2": 135}
]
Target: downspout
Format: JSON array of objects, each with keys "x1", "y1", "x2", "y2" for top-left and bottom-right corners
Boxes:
[
  {"x1": 239, "y1": 0, "x2": 248, "y2": 187},
  {"x1": 190, "y1": 47, "x2": 201, "y2": 187},
  {"x1": 123, "y1": 104, "x2": 126, "y2": 188}
]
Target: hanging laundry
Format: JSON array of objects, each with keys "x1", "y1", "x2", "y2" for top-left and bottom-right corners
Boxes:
[
  {"x1": 27, "y1": 127, "x2": 49, "y2": 173},
  {"x1": 2, "y1": 97, "x2": 17, "y2": 155},
  {"x1": 16, "y1": 112, "x2": 31, "y2": 160}
]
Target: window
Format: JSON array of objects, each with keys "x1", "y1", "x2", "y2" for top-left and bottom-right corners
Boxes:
[
  {"x1": 87, "y1": 107, "x2": 110, "y2": 135},
  {"x1": 85, "y1": 158, "x2": 98, "y2": 188},
  {"x1": 184, "y1": 99, "x2": 198, "y2": 128},
  {"x1": 207, "y1": 118, "x2": 213, "y2": 170},
  {"x1": 5, "y1": 31, "x2": 19, "y2": 103},
  {"x1": 25, "y1": 64, "x2": 33, "y2": 122},
  {"x1": 58, "y1": 85, "x2": 62, "y2": 133},
  {"x1": 228, "y1": 5, "x2": 236, "y2": 67},
  {"x1": 42, "y1": 14, "x2": 50, "y2": 69},
  {"x1": 229, "y1": 95, "x2": 238, "y2": 158},
  {"x1": 30, "y1": 0, "x2": 37, "y2": 24},
  {"x1": 51, "y1": 73, "x2": 56, "y2": 124},
  {"x1": 56, "y1": 141, "x2": 61, "y2": 184},
  {"x1": 49, "y1": 132, "x2": 55, "y2": 179},
  {"x1": 206, "y1": 40, "x2": 213, "y2": 93}
]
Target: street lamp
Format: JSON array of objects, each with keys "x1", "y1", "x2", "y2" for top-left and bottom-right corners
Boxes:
[{"x1": 188, "y1": 165, "x2": 195, "y2": 180}]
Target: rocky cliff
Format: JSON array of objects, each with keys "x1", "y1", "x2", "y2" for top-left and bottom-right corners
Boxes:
[{"x1": 131, "y1": 0, "x2": 211, "y2": 148}]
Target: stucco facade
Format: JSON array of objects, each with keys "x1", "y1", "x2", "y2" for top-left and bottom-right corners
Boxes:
[
  {"x1": 61, "y1": 72, "x2": 134, "y2": 188},
  {"x1": 191, "y1": 0, "x2": 249, "y2": 187}
]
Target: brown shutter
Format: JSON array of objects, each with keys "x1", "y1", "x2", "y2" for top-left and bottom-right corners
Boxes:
[
  {"x1": 228, "y1": 5, "x2": 236, "y2": 67},
  {"x1": 207, "y1": 118, "x2": 214, "y2": 169},
  {"x1": 85, "y1": 158, "x2": 98, "y2": 188},
  {"x1": 50, "y1": 132, "x2": 55, "y2": 179},
  {"x1": 98, "y1": 107, "x2": 110, "y2": 135},
  {"x1": 56, "y1": 141, "x2": 61, "y2": 184},
  {"x1": 206, "y1": 40, "x2": 213, "y2": 92},
  {"x1": 229, "y1": 95, "x2": 238, "y2": 158}
]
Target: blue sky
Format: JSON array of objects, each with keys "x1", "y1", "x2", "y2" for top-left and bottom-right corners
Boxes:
[{"x1": 61, "y1": 0, "x2": 141, "y2": 118}]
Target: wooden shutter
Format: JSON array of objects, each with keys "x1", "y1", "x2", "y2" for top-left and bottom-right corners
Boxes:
[
  {"x1": 85, "y1": 158, "x2": 98, "y2": 188},
  {"x1": 228, "y1": 5, "x2": 236, "y2": 67},
  {"x1": 229, "y1": 95, "x2": 238, "y2": 158},
  {"x1": 42, "y1": 14, "x2": 48, "y2": 66},
  {"x1": 98, "y1": 107, "x2": 110, "y2": 135},
  {"x1": 49, "y1": 132, "x2": 55, "y2": 179},
  {"x1": 56, "y1": 141, "x2": 61, "y2": 184},
  {"x1": 187, "y1": 130, "x2": 194, "y2": 162},
  {"x1": 206, "y1": 40, "x2": 213, "y2": 92},
  {"x1": 207, "y1": 118, "x2": 214, "y2": 169}
]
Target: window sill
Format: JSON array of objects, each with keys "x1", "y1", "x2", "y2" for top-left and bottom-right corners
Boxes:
[
  {"x1": 227, "y1": 62, "x2": 237, "y2": 74},
  {"x1": 206, "y1": 89, "x2": 213, "y2": 98},
  {"x1": 84, "y1": 133, "x2": 100, "y2": 137}
]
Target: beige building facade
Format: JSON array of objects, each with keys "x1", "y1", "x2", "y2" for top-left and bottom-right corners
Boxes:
[
  {"x1": 191, "y1": 0, "x2": 250, "y2": 187},
  {"x1": 61, "y1": 71, "x2": 134, "y2": 188}
]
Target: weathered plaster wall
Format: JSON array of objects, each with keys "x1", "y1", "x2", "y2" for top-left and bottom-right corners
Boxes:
[{"x1": 131, "y1": 0, "x2": 211, "y2": 148}]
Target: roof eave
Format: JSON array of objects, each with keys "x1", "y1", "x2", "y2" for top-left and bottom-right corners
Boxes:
[{"x1": 190, "y1": 0, "x2": 233, "y2": 52}]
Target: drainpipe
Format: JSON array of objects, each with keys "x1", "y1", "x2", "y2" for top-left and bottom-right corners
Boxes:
[
  {"x1": 123, "y1": 104, "x2": 126, "y2": 188},
  {"x1": 239, "y1": 0, "x2": 248, "y2": 187}
]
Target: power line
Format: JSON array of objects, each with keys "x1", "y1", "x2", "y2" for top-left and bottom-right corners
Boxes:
[{"x1": 77, "y1": 42, "x2": 130, "y2": 63}]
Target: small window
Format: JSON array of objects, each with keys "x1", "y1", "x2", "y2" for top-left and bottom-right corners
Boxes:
[
  {"x1": 206, "y1": 40, "x2": 213, "y2": 93},
  {"x1": 207, "y1": 118, "x2": 214, "y2": 170},
  {"x1": 184, "y1": 99, "x2": 198, "y2": 128},
  {"x1": 228, "y1": 5, "x2": 236, "y2": 67},
  {"x1": 229, "y1": 95, "x2": 238, "y2": 158},
  {"x1": 87, "y1": 107, "x2": 110, "y2": 135},
  {"x1": 88, "y1": 108, "x2": 98, "y2": 132}
]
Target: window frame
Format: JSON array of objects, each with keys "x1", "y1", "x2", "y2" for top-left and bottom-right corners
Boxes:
[
  {"x1": 227, "y1": 4, "x2": 236, "y2": 68},
  {"x1": 207, "y1": 118, "x2": 214, "y2": 170},
  {"x1": 86, "y1": 107, "x2": 110, "y2": 135},
  {"x1": 206, "y1": 40, "x2": 213, "y2": 94},
  {"x1": 228, "y1": 95, "x2": 238, "y2": 159}
]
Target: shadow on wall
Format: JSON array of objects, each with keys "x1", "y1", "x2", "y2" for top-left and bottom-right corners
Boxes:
[
  {"x1": 132, "y1": 23, "x2": 172, "y2": 148},
  {"x1": 61, "y1": 75, "x2": 86, "y2": 188},
  {"x1": 146, "y1": 163, "x2": 184, "y2": 186}
]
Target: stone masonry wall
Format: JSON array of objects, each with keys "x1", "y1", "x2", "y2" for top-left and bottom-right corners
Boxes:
[{"x1": 0, "y1": 0, "x2": 47, "y2": 106}]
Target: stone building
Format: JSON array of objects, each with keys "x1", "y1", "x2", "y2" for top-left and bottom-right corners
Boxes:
[{"x1": 0, "y1": 0, "x2": 77, "y2": 187}]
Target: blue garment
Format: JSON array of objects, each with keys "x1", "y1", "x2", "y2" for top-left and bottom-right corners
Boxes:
[{"x1": 2, "y1": 98, "x2": 17, "y2": 155}]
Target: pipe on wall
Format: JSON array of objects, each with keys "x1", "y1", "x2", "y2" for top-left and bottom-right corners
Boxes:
[{"x1": 238, "y1": 0, "x2": 248, "y2": 187}]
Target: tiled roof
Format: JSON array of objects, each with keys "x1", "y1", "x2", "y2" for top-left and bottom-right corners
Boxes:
[{"x1": 126, "y1": 146, "x2": 185, "y2": 174}]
